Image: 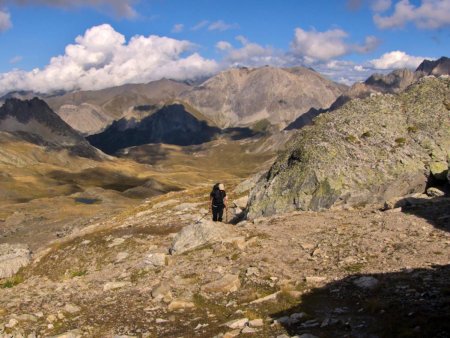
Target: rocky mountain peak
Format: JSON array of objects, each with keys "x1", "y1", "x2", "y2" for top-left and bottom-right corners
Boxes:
[
  {"x1": 180, "y1": 66, "x2": 344, "y2": 129},
  {"x1": 416, "y1": 56, "x2": 450, "y2": 76}
]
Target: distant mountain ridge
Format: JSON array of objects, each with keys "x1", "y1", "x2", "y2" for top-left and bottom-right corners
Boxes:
[{"x1": 0, "y1": 98, "x2": 101, "y2": 159}]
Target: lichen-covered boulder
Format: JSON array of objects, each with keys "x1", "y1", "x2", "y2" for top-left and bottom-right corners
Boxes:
[
  {"x1": 170, "y1": 220, "x2": 237, "y2": 254},
  {"x1": 247, "y1": 77, "x2": 450, "y2": 218}
]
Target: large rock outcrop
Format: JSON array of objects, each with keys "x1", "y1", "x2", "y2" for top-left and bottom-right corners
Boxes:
[{"x1": 247, "y1": 77, "x2": 450, "y2": 218}]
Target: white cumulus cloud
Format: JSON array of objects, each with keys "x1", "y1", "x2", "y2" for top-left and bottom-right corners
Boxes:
[
  {"x1": 217, "y1": 36, "x2": 287, "y2": 67},
  {"x1": 374, "y1": 0, "x2": 450, "y2": 29},
  {"x1": 369, "y1": 50, "x2": 428, "y2": 69},
  {"x1": 291, "y1": 27, "x2": 380, "y2": 61},
  {"x1": 0, "y1": 9, "x2": 11, "y2": 32},
  {"x1": 0, "y1": 24, "x2": 219, "y2": 95}
]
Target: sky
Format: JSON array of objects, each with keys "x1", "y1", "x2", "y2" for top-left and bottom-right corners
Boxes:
[{"x1": 0, "y1": 0, "x2": 449, "y2": 95}]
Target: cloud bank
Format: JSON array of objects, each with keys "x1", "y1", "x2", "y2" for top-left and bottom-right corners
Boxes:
[
  {"x1": 374, "y1": 0, "x2": 450, "y2": 29},
  {"x1": 0, "y1": 24, "x2": 218, "y2": 95},
  {"x1": 291, "y1": 27, "x2": 379, "y2": 61}
]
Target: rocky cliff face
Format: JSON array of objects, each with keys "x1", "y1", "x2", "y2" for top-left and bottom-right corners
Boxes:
[
  {"x1": 247, "y1": 77, "x2": 450, "y2": 218},
  {"x1": 179, "y1": 66, "x2": 345, "y2": 129},
  {"x1": 0, "y1": 98, "x2": 101, "y2": 159}
]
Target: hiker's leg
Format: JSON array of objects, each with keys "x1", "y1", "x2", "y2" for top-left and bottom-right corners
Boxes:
[
  {"x1": 218, "y1": 205, "x2": 224, "y2": 222},
  {"x1": 212, "y1": 206, "x2": 218, "y2": 221}
]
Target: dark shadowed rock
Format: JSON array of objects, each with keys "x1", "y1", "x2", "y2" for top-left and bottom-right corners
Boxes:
[{"x1": 416, "y1": 56, "x2": 450, "y2": 76}]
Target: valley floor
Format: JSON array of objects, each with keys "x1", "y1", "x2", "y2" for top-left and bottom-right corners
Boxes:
[{"x1": 0, "y1": 185, "x2": 449, "y2": 338}]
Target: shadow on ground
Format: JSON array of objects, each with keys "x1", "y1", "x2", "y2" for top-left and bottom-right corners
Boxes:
[{"x1": 272, "y1": 196, "x2": 450, "y2": 337}]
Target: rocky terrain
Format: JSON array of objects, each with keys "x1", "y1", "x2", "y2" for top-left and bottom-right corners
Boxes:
[
  {"x1": 248, "y1": 76, "x2": 450, "y2": 218},
  {"x1": 0, "y1": 181, "x2": 448, "y2": 337},
  {"x1": 0, "y1": 61, "x2": 449, "y2": 338},
  {"x1": 179, "y1": 66, "x2": 345, "y2": 129}
]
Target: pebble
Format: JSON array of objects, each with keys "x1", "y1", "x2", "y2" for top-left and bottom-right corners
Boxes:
[
  {"x1": 223, "y1": 317, "x2": 249, "y2": 329},
  {"x1": 248, "y1": 318, "x2": 264, "y2": 327},
  {"x1": 107, "y1": 238, "x2": 125, "y2": 248},
  {"x1": 103, "y1": 281, "x2": 132, "y2": 292},
  {"x1": 353, "y1": 276, "x2": 379, "y2": 289}
]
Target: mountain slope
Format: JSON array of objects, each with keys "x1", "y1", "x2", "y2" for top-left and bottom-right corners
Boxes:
[
  {"x1": 45, "y1": 79, "x2": 191, "y2": 135},
  {"x1": 87, "y1": 104, "x2": 222, "y2": 154},
  {"x1": 247, "y1": 76, "x2": 450, "y2": 218},
  {"x1": 0, "y1": 98, "x2": 100, "y2": 159},
  {"x1": 179, "y1": 66, "x2": 345, "y2": 129}
]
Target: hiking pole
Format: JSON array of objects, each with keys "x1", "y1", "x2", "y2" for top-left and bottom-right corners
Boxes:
[{"x1": 195, "y1": 212, "x2": 209, "y2": 224}]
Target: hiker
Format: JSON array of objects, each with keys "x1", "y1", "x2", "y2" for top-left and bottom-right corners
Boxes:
[{"x1": 210, "y1": 183, "x2": 227, "y2": 222}]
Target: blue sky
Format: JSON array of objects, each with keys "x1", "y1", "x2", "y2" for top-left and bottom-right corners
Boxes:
[{"x1": 0, "y1": 0, "x2": 449, "y2": 94}]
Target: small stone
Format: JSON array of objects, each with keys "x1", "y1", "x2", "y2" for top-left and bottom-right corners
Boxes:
[
  {"x1": 46, "y1": 314, "x2": 57, "y2": 323},
  {"x1": 115, "y1": 252, "x2": 129, "y2": 262},
  {"x1": 144, "y1": 253, "x2": 167, "y2": 268},
  {"x1": 241, "y1": 327, "x2": 257, "y2": 334},
  {"x1": 246, "y1": 267, "x2": 259, "y2": 277},
  {"x1": 6, "y1": 318, "x2": 18, "y2": 328},
  {"x1": 64, "y1": 303, "x2": 81, "y2": 314},
  {"x1": 107, "y1": 238, "x2": 125, "y2": 248},
  {"x1": 248, "y1": 319, "x2": 263, "y2": 327},
  {"x1": 168, "y1": 300, "x2": 195, "y2": 311},
  {"x1": 299, "y1": 334, "x2": 319, "y2": 338},
  {"x1": 250, "y1": 291, "x2": 280, "y2": 304},
  {"x1": 223, "y1": 329, "x2": 241, "y2": 338},
  {"x1": 353, "y1": 276, "x2": 379, "y2": 290},
  {"x1": 48, "y1": 324, "x2": 55, "y2": 329},
  {"x1": 223, "y1": 317, "x2": 249, "y2": 329},
  {"x1": 155, "y1": 318, "x2": 169, "y2": 324},
  {"x1": 202, "y1": 274, "x2": 241, "y2": 293},
  {"x1": 103, "y1": 281, "x2": 131, "y2": 292},
  {"x1": 276, "y1": 334, "x2": 290, "y2": 338}
]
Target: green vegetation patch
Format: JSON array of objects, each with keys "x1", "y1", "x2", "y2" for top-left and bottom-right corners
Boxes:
[{"x1": 1, "y1": 274, "x2": 24, "y2": 288}]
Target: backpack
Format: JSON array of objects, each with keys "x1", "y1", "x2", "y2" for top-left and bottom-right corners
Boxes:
[{"x1": 211, "y1": 186, "x2": 224, "y2": 206}]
